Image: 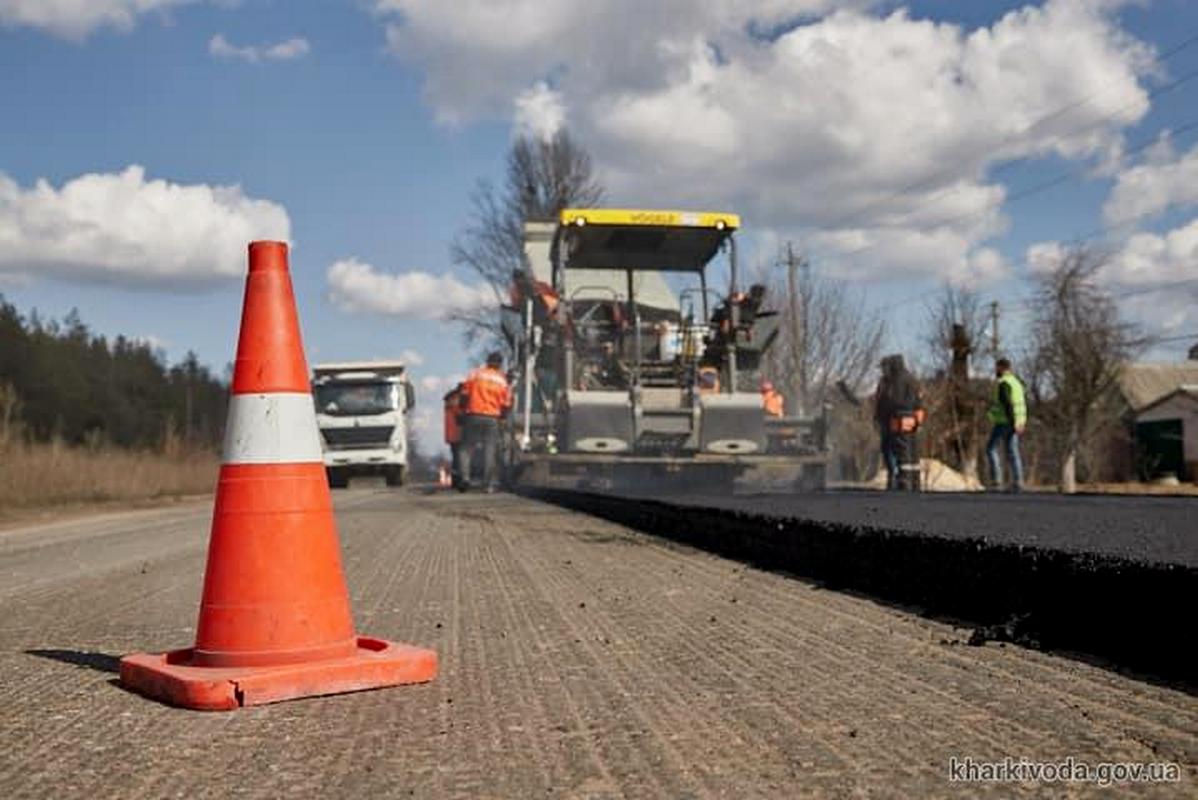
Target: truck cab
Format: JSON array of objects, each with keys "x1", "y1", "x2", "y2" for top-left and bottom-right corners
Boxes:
[{"x1": 312, "y1": 361, "x2": 416, "y2": 488}]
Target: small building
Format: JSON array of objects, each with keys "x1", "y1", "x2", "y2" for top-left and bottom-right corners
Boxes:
[
  {"x1": 1120, "y1": 357, "x2": 1198, "y2": 482},
  {"x1": 1134, "y1": 386, "x2": 1198, "y2": 481}
]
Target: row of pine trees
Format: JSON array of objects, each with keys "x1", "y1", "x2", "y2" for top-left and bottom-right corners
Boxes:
[{"x1": 0, "y1": 295, "x2": 228, "y2": 450}]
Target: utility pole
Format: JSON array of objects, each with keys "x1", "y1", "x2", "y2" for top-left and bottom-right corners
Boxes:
[
  {"x1": 989, "y1": 300, "x2": 1001, "y2": 358},
  {"x1": 786, "y1": 242, "x2": 804, "y2": 415}
]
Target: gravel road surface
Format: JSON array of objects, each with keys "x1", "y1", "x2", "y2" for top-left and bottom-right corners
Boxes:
[{"x1": 1, "y1": 489, "x2": 1194, "y2": 798}]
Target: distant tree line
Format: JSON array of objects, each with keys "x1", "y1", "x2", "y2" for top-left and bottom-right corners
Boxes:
[{"x1": 0, "y1": 295, "x2": 228, "y2": 450}]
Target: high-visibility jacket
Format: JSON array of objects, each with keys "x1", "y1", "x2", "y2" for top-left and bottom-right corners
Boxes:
[
  {"x1": 987, "y1": 373, "x2": 1027, "y2": 427},
  {"x1": 888, "y1": 408, "x2": 926, "y2": 433},
  {"x1": 462, "y1": 366, "x2": 512, "y2": 418},
  {"x1": 443, "y1": 386, "x2": 463, "y2": 444},
  {"x1": 762, "y1": 389, "x2": 784, "y2": 417},
  {"x1": 510, "y1": 278, "x2": 560, "y2": 316}
]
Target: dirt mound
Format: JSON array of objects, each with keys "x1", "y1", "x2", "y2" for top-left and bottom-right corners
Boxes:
[{"x1": 868, "y1": 458, "x2": 984, "y2": 492}]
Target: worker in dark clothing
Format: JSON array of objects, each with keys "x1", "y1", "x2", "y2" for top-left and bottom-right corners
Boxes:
[
  {"x1": 986, "y1": 357, "x2": 1027, "y2": 492},
  {"x1": 443, "y1": 383, "x2": 464, "y2": 489},
  {"x1": 874, "y1": 354, "x2": 924, "y2": 491},
  {"x1": 710, "y1": 283, "x2": 767, "y2": 331},
  {"x1": 594, "y1": 341, "x2": 630, "y2": 389},
  {"x1": 704, "y1": 283, "x2": 768, "y2": 369},
  {"x1": 458, "y1": 352, "x2": 512, "y2": 493}
]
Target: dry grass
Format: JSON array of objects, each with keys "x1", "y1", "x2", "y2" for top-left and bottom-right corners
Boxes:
[
  {"x1": 0, "y1": 382, "x2": 219, "y2": 517},
  {"x1": 0, "y1": 439, "x2": 219, "y2": 516}
]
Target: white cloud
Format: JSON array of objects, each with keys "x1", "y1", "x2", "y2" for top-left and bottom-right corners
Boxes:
[
  {"x1": 376, "y1": 0, "x2": 874, "y2": 123},
  {"x1": 398, "y1": 349, "x2": 425, "y2": 367},
  {"x1": 1106, "y1": 217, "x2": 1198, "y2": 287},
  {"x1": 377, "y1": 0, "x2": 1155, "y2": 282},
  {"x1": 1025, "y1": 225, "x2": 1198, "y2": 342},
  {"x1": 326, "y1": 258, "x2": 495, "y2": 320},
  {"x1": 1103, "y1": 137, "x2": 1198, "y2": 226},
  {"x1": 1025, "y1": 240, "x2": 1066, "y2": 275},
  {"x1": 209, "y1": 33, "x2": 311, "y2": 63},
  {"x1": 1029, "y1": 216, "x2": 1198, "y2": 290},
  {"x1": 514, "y1": 81, "x2": 565, "y2": 142},
  {"x1": 965, "y1": 247, "x2": 1010, "y2": 285},
  {"x1": 1109, "y1": 218, "x2": 1198, "y2": 338},
  {"x1": 0, "y1": 0, "x2": 197, "y2": 39},
  {"x1": 418, "y1": 374, "x2": 463, "y2": 396},
  {"x1": 0, "y1": 165, "x2": 291, "y2": 286}
]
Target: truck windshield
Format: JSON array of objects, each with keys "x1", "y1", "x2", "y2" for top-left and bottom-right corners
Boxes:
[{"x1": 314, "y1": 382, "x2": 397, "y2": 416}]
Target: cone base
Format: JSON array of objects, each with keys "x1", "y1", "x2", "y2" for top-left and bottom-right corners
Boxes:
[{"x1": 119, "y1": 636, "x2": 437, "y2": 711}]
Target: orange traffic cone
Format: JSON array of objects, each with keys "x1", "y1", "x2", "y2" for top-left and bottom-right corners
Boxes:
[{"x1": 120, "y1": 241, "x2": 437, "y2": 710}]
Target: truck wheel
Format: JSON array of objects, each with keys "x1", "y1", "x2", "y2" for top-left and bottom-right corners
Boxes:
[
  {"x1": 327, "y1": 467, "x2": 349, "y2": 489},
  {"x1": 384, "y1": 466, "x2": 406, "y2": 487}
]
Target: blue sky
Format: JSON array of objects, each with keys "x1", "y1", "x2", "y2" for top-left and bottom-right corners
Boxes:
[
  {"x1": 3, "y1": 0, "x2": 1198, "y2": 448},
  {"x1": 0, "y1": 1, "x2": 506, "y2": 382}
]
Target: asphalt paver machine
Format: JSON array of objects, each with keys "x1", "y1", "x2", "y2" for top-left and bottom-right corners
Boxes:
[{"x1": 503, "y1": 208, "x2": 829, "y2": 491}]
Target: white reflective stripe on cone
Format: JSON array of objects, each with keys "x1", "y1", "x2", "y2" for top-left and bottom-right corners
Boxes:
[{"x1": 222, "y1": 393, "x2": 323, "y2": 465}]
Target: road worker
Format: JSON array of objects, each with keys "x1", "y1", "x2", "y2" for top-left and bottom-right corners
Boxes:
[
  {"x1": 986, "y1": 357, "x2": 1027, "y2": 493},
  {"x1": 874, "y1": 354, "x2": 924, "y2": 491},
  {"x1": 710, "y1": 283, "x2": 767, "y2": 335},
  {"x1": 443, "y1": 383, "x2": 464, "y2": 489},
  {"x1": 704, "y1": 284, "x2": 768, "y2": 368},
  {"x1": 509, "y1": 269, "x2": 560, "y2": 321},
  {"x1": 458, "y1": 352, "x2": 512, "y2": 493},
  {"x1": 761, "y1": 379, "x2": 785, "y2": 417}
]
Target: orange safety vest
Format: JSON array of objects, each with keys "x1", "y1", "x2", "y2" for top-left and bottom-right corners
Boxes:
[
  {"x1": 888, "y1": 408, "x2": 927, "y2": 433},
  {"x1": 462, "y1": 366, "x2": 512, "y2": 418},
  {"x1": 763, "y1": 389, "x2": 784, "y2": 417},
  {"x1": 510, "y1": 278, "x2": 560, "y2": 316},
  {"x1": 443, "y1": 387, "x2": 462, "y2": 444}
]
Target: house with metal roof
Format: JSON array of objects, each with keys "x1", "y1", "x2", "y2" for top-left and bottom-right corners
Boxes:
[{"x1": 1119, "y1": 359, "x2": 1198, "y2": 481}]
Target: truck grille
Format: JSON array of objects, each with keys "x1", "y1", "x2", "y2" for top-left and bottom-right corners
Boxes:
[{"x1": 321, "y1": 425, "x2": 395, "y2": 449}]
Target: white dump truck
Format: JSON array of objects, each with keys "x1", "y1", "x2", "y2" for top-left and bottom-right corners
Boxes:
[{"x1": 311, "y1": 361, "x2": 416, "y2": 488}]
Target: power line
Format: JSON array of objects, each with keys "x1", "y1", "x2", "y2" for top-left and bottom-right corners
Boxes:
[
  {"x1": 882, "y1": 268, "x2": 1197, "y2": 316},
  {"x1": 1152, "y1": 331, "x2": 1198, "y2": 344},
  {"x1": 807, "y1": 29, "x2": 1198, "y2": 245},
  {"x1": 1005, "y1": 277, "x2": 1198, "y2": 312},
  {"x1": 790, "y1": 37, "x2": 1198, "y2": 286},
  {"x1": 806, "y1": 90, "x2": 1198, "y2": 278},
  {"x1": 780, "y1": 29, "x2": 1198, "y2": 336}
]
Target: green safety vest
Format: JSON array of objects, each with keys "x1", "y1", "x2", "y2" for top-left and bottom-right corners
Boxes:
[{"x1": 988, "y1": 373, "x2": 1027, "y2": 427}]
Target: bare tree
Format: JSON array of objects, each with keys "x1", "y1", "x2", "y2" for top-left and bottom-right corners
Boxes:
[
  {"x1": 921, "y1": 285, "x2": 990, "y2": 478},
  {"x1": 756, "y1": 254, "x2": 885, "y2": 482},
  {"x1": 1027, "y1": 246, "x2": 1147, "y2": 492},
  {"x1": 762, "y1": 260, "x2": 885, "y2": 412},
  {"x1": 450, "y1": 130, "x2": 603, "y2": 349},
  {"x1": 0, "y1": 382, "x2": 21, "y2": 450},
  {"x1": 923, "y1": 285, "x2": 988, "y2": 366}
]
